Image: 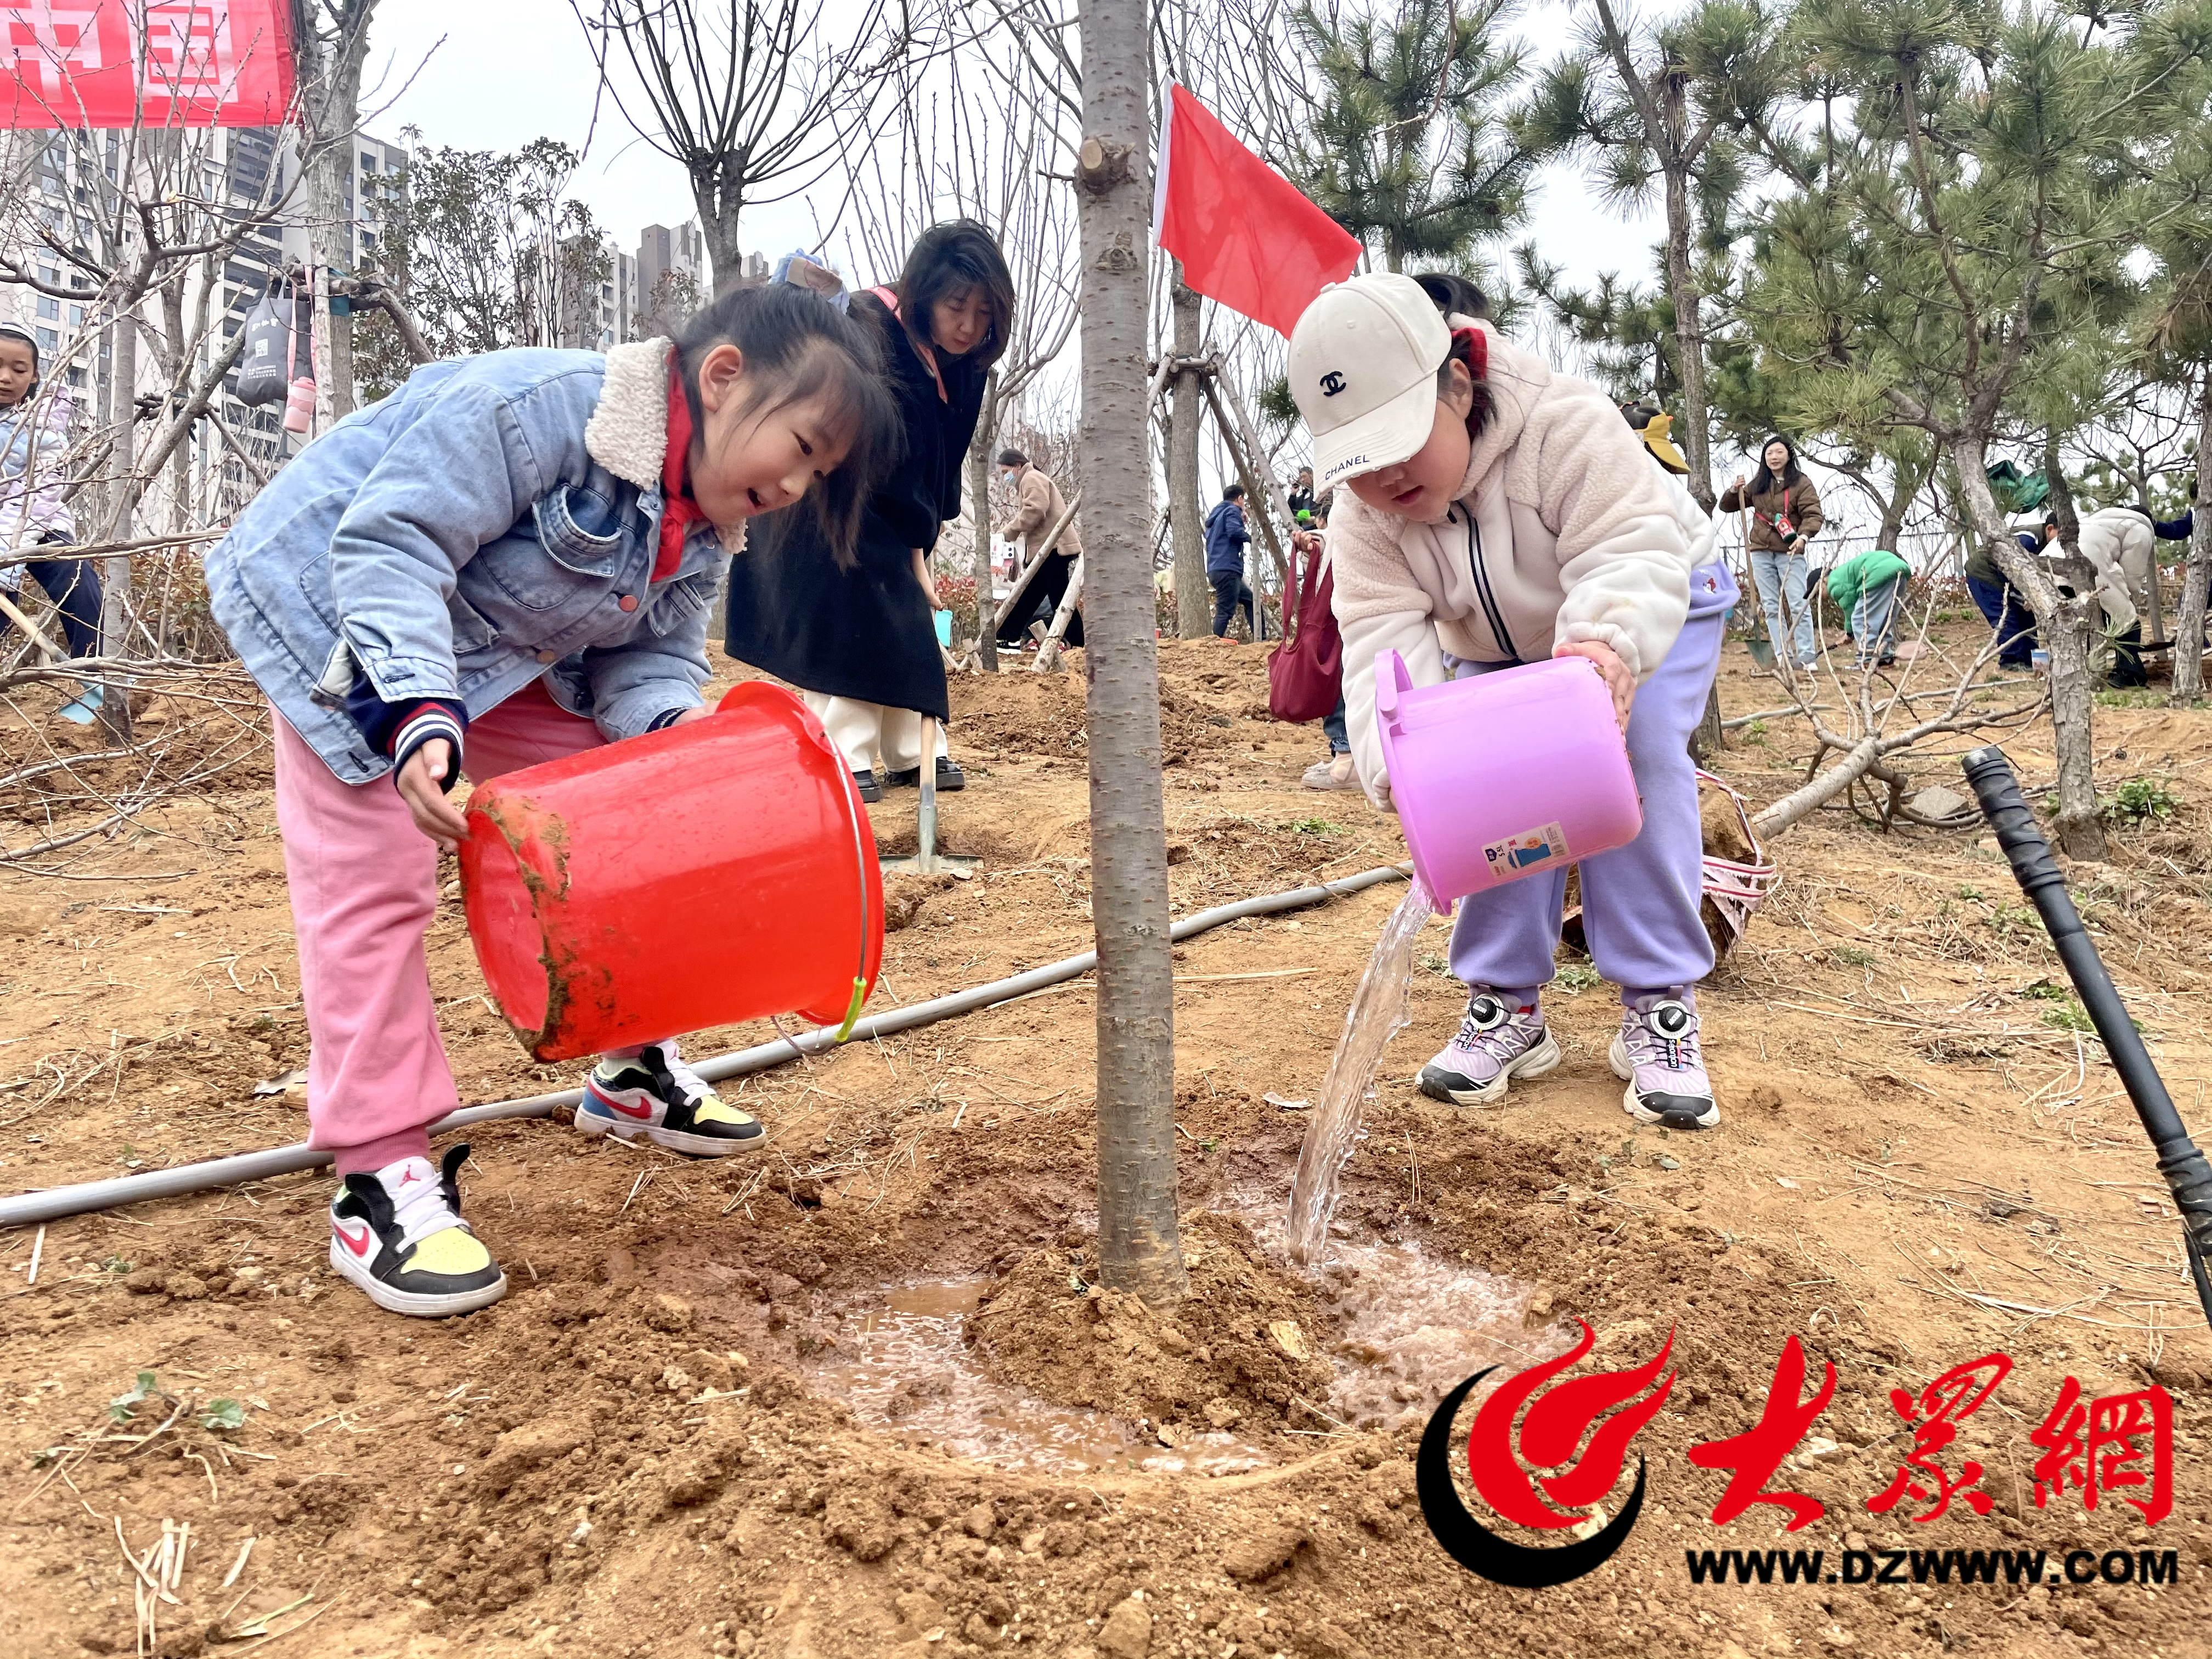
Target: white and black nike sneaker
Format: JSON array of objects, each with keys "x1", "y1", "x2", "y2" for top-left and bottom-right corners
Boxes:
[
  {"x1": 328, "y1": 1144, "x2": 507, "y2": 1318},
  {"x1": 576, "y1": 1041, "x2": 766, "y2": 1157}
]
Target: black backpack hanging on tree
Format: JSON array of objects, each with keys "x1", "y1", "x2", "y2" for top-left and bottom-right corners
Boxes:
[{"x1": 234, "y1": 276, "x2": 290, "y2": 408}]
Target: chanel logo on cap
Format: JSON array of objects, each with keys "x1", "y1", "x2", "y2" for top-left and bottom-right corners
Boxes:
[{"x1": 1319, "y1": 371, "x2": 1346, "y2": 397}]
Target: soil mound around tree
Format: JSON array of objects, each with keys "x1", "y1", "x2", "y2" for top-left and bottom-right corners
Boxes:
[{"x1": 967, "y1": 1212, "x2": 1338, "y2": 1443}]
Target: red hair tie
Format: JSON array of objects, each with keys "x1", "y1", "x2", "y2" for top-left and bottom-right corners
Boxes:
[{"x1": 1450, "y1": 325, "x2": 1488, "y2": 379}]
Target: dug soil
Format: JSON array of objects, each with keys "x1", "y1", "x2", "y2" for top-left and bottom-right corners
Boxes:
[{"x1": 3, "y1": 630, "x2": 2212, "y2": 1658}]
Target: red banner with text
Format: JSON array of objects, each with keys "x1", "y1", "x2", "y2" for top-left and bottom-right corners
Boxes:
[{"x1": 1, "y1": 1, "x2": 294, "y2": 129}]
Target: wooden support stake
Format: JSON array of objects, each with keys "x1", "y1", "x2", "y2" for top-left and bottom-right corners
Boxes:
[
  {"x1": 1197, "y1": 371, "x2": 1291, "y2": 616},
  {"x1": 0, "y1": 584, "x2": 66, "y2": 661},
  {"x1": 991, "y1": 489, "x2": 1084, "y2": 635},
  {"x1": 1032, "y1": 555, "x2": 1086, "y2": 673}
]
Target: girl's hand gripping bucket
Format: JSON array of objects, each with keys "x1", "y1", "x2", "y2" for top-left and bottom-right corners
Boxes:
[
  {"x1": 1374, "y1": 650, "x2": 1642, "y2": 907},
  {"x1": 460, "y1": 682, "x2": 884, "y2": 1061}
]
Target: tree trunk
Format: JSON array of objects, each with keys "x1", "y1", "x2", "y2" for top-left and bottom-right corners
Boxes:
[
  {"x1": 1074, "y1": 0, "x2": 1186, "y2": 1306},
  {"x1": 1658, "y1": 93, "x2": 1713, "y2": 513},
  {"x1": 1169, "y1": 268, "x2": 1208, "y2": 639},
  {"x1": 969, "y1": 373, "x2": 1000, "y2": 672},
  {"x1": 694, "y1": 157, "x2": 744, "y2": 294},
  {"x1": 1689, "y1": 685, "x2": 1722, "y2": 765},
  {"x1": 1875, "y1": 449, "x2": 1927, "y2": 552},
  {"x1": 294, "y1": 1, "x2": 378, "y2": 420},
  {"x1": 97, "y1": 305, "x2": 137, "y2": 742},
  {"x1": 2174, "y1": 368, "x2": 2212, "y2": 702},
  {"x1": 1954, "y1": 437, "x2": 2105, "y2": 860},
  {"x1": 329, "y1": 303, "x2": 356, "y2": 421}
]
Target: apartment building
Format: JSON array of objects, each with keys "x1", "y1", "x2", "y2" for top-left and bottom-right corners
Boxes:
[
  {"x1": 1, "y1": 122, "x2": 411, "y2": 524},
  {"x1": 636, "y1": 220, "x2": 709, "y2": 337}
]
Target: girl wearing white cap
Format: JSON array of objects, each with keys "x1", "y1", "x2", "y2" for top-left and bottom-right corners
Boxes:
[{"x1": 1289, "y1": 271, "x2": 1736, "y2": 1131}]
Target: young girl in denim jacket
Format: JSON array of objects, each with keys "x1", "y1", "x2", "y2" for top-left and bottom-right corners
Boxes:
[
  {"x1": 208, "y1": 284, "x2": 898, "y2": 1317},
  {"x1": 1291, "y1": 272, "x2": 1736, "y2": 1133}
]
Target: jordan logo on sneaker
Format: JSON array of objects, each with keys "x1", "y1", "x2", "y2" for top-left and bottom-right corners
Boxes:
[{"x1": 334, "y1": 1222, "x2": 374, "y2": 1257}]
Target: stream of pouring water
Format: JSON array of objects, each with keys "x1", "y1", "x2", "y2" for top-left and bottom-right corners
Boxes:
[{"x1": 1285, "y1": 873, "x2": 1436, "y2": 1263}]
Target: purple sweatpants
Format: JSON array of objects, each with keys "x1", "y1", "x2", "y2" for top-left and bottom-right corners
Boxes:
[{"x1": 1447, "y1": 561, "x2": 1738, "y2": 998}]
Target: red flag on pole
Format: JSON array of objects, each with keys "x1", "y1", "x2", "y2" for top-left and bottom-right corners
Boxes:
[
  {"x1": 0, "y1": 0, "x2": 295, "y2": 129},
  {"x1": 1153, "y1": 81, "x2": 1361, "y2": 337}
]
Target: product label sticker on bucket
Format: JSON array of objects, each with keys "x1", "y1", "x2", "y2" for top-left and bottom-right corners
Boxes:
[{"x1": 1483, "y1": 821, "x2": 1570, "y2": 873}]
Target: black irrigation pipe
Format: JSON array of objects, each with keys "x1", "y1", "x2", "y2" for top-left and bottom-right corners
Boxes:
[
  {"x1": 0, "y1": 864, "x2": 1412, "y2": 1229},
  {"x1": 1961, "y1": 746, "x2": 2212, "y2": 1335}
]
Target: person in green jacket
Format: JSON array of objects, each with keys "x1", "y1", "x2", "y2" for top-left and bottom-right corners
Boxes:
[{"x1": 1815, "y1": 548, "x2": 1912, "y2": 668}]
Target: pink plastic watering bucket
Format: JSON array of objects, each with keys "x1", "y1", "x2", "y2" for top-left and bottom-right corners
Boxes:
[{"x1": 1374, "y1": 650, "x2": 1642, "y2": 905}]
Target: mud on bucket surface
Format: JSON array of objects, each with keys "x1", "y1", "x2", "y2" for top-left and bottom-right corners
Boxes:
[
  {"x1": 460, "y1": 682, "x2": 884, "y2": 1062},
  {"x1": 798, "y1": 1211, "x2": 1564, "y2": 1474}
]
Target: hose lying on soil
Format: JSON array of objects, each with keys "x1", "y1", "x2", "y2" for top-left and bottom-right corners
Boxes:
[{"x1": 0, "y1": 863, "x2": 1412, "y2": 1228}]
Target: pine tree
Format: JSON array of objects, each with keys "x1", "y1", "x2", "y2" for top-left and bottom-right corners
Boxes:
[
  {"x1": 2131, "y1": 0, "x2": 2212, "y2": 696},
  {"x1": 1516, "y1": 0, "x2": 1784, "y2": 510},
  {"x1": 1284, "y1": 0, "x2": 1537, "y2": 274},
  {"x1": 1730, "y1": 0, "x2": 2164, "y2": 857}
]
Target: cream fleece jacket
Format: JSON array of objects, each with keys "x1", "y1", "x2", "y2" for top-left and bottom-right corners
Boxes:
[
  {"x1": 996, "y1": 464, "x2": 1082, "y2": 560},
  {"x1": 2073, "y1": 506, "x2": 2149, "y2": 631},
  {"x1": 1329, "y1": 321, "x2": 1703, "y2": 808}
]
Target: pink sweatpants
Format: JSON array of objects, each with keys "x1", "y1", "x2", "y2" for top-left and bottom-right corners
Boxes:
[{"x1": 272, "y1": 682, "x2": 606, "y2": 1175}]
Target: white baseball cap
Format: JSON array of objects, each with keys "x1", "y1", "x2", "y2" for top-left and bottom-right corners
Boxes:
[{"x1": 1289, "y1": 274, "x2": 1452, "y2": 492}]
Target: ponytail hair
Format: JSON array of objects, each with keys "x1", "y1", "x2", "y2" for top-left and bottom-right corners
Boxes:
[
  {"x1": 673, "y1": 283, "x2": 903, "y2": 568},
  {"x1": 1413, "y1": 271, "x2": 1494, "y2": 439}
]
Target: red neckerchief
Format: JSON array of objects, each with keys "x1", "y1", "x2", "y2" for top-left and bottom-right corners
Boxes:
[
  {"x1": 657, "y1": 361, "x2": 704, "y2": 581},
  {"x1": 1451, "y1": 325, "x2": 1489, "y2": 381}
]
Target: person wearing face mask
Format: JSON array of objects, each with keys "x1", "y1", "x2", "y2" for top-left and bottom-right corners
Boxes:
[
  {"x1": 724, "y1": 221, "x2": 1015, "y2": 800},
  {"x1": 1294, "y1": 270, "x2": 1730, "y2": 1133},
  {"x1": 0, "y1": 323, "x2": 101, "y2": 706},
  {"x1": 992, "y1": 447, "x2": 1083, "y2": 651}
]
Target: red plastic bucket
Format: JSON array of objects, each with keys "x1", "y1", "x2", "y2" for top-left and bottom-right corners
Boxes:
[{"x1": 460, "y1": 683, "x2": 883, "y2": 1062}]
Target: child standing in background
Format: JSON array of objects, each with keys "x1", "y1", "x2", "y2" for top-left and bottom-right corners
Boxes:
[
  {"x1": 1720, "y1": 439, "x2": 1824, "y2": 672},
  {"x1": 1292, "y1": 271, "x2": 1733, "y2": 1132},
  {"x1": 207, "y1": 284, "x2": 899, "y2": 1318},
  {"x1": 0, "y1": 324, "x2": 103, "y2": 718}
]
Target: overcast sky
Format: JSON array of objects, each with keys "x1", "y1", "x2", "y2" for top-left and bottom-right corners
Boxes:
[{"x1": 363, "y1": 0, "x2": 1667, "y2": 301}]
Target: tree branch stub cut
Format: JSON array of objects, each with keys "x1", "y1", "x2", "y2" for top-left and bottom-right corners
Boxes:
[{"x1": 1077, "y1": 137, "x2": 1135, "y2": 194}]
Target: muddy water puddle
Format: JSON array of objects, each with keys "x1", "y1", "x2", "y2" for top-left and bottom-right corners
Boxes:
[
  {"x1": 803, "y1": 1279, "x2": 1272, "y2": 1475},
  {"x1": 805, "y1": 1228, "x2": 1561, "y2": 1473}
]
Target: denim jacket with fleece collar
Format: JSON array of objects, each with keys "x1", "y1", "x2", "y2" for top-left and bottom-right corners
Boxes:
[{"x1": 207, "y1": 338, "x2": 740, "y2": 786}]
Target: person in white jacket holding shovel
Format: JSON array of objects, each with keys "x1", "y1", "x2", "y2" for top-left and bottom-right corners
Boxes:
[{"x1": 1293, "y1": 272, "x2": 1736, "y2": 1131}]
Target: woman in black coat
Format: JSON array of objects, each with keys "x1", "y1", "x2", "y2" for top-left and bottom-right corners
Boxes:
[{"x1": 722, "y1": 222, "x2": 1014, "y2": 798}]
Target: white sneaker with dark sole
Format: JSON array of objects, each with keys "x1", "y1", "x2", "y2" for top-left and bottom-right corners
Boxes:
[
  {"x1": 328, "y1": 1144, "x2": 507, "y2": 1318},
  {"x1": 1417, "y1": 993, "x2": 1561, "y2": 1105},
  {"x1": 1610, "y1": 994, "x2": 1720, "y2": 1130},
  {"x1": 577, "y1": 1040, "x2": 766, "y2": 1157}
]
